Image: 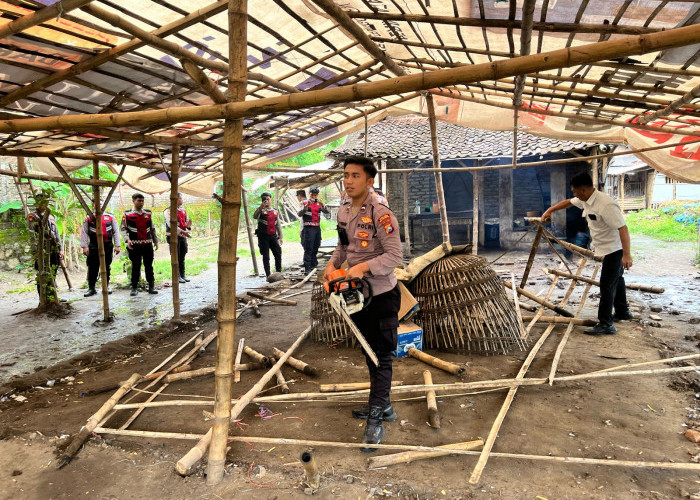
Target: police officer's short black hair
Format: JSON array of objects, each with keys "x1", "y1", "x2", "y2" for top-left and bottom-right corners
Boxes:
[
  {"x1": 296, "y1": 189, "x2": 306, "y2": 198},
  {"x1": 343, "y1": 156, "x2": 377, "y2": 178},
  {"x1": 261, "y1": 192, "x2": 271, "y2": 199},
  {"x1": 132, "y1": 193, "x2": 145, "y2": 201},
  {"x1": 570, "y1": 173, "x2": 594, "y2": 188}
]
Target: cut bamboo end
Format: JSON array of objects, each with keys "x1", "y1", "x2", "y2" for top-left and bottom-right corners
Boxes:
[
  {"x1": 408, "y1": 348, "x2": 465, "y2": 376},
  {"x1": 272, "y1": 347, "x2": 319, "y2": 377},
  {"x1": 423, "y1": 370, "x2": 441, "y2": 429},
  {"x1": 300, "y1": 450, "x2": 321, "y2": 489},
  {"x1": 276, "y1": 370, "x2": 290, "y2": 394},
  {"x1": 176, "y1": 427, "x2": 212, "y2": 476},
  {"x1": 244, "y1": 346, "x2": 270, "y2": 366}
]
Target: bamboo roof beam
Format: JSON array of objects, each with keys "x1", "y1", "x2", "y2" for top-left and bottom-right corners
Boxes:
[
  {"x1": 0, "y1": 167, "x2": 113, "y2": 187},
  {"x1": 0, "y1": 0, "x2": 96, "y2": 39},
  {"x1": 84, "y1": 128, "x2": 222, "y2": 147},
  {"x1": 180, "y1": 59, "x2": 228, "y2": 104},
  {"x1": 0, "y1": 0, "x2": 229, "y2": 108},
  {"x1": 595, "y1": 61, "x2": 700, "y2": 79},
  {"x1": 1, "y1": 24, "x2": 699, "y2": 134},
  {"x1": 432, "y1": 88, "x2": 700, "y2": 139},
  {"x1": 513, "y1": 0, "x2": 536, "y2": 107},
  {"x1": 347, "y1": 11, "x2": 662, "y2": 36},
  {"x1": 637, "y1": 81, "x2": 700, "y2": 124},
  {"x1": 371, "y1": 37, "x2": 513, "y2": 59},
  {"x1": 308, "y1": 0, "x2": 406, "y2": 77}
]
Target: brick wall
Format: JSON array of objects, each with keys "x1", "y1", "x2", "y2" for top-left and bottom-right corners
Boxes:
[{"x1": 386, "y1": 160, "x2": 437, "y2": 240}]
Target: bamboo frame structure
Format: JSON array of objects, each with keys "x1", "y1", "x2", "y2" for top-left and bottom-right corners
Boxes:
[
  {"x1": 169, "y1": 145, "x2": 181, "y2": 320},
  {"x1": 92, "y1": 160, "x2": 110, "y2": 322},
  {"x1": 424, "y1": 93, "x2": 450, "y2": 245}
]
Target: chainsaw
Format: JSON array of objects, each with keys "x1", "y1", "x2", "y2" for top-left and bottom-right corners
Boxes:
[{"x1": 324, "y1": 269, "x2": 379, "y2": 366}]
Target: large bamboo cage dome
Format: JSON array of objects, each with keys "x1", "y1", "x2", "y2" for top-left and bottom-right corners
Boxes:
[
  {"x1": 311, "y1": 282, "x2": 353, "y2": 346},
  {"x1": 409, "y1": 254, "x2": 526, "y2": 355}
]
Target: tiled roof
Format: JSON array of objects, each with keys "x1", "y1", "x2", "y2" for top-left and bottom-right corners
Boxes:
[{"x1": 330, "y1": 115, "x2": 592, "y2": 161}]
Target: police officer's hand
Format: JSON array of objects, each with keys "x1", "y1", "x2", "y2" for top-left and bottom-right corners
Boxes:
[
  {"x1": 541, "y1": 209, "x2": 553, "y2": 222},
  {"x1": 154, "y1": 242, "x2": 159, "y2": 251},
  {"x1": 346, "y1": 263, "x2": 370, "y2": 280},
  {"x1": 126, "y1": 240, "x2": 133, "y2": 250},
  {"x1": 82, "y1": 247, "x2": 89, "y2": 257},
  {"x1": 323, "y1": 262, "x2": 336, "y2": 282},
  {"x1": 279, "y1": 238, "x2": 283, "y2": 245},
  {"x1": 60, "y1": 250, "x2": 65, "y2": 260},
  {"x1": 114, "y1": 246, "x2": 121, "y2": 255}
]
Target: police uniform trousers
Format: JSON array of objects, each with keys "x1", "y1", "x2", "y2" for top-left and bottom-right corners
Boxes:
[
  {"x1": 598, "y1": 249, "x2": 628, "y2": 327},
  {"x1": 301, "y1": 225, "x2": 321, "y2": 273},
  {"x1": 350, "y1": 285, "x2": 401, "y2": 408},
  {"x1": 128, "y1": 243, "x2": 155, "y2": 288},
  {"x1": 257, "y1": 233, "x2": 282, "y2": 276},
  {"x1": 34, "y1": 250, "x2": 60, "y2": 296},
  {"x1": 166, "y1": 236, "x2": 188, "y2": 278},
  {"x1": 87, "y1": 242, "x2": 113, "y2": 288}
]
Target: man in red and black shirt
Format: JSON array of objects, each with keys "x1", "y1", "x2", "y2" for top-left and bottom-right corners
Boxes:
[
  {"x1": 298, "y1": 186, "x2": 329, "y2": 275},
  {"x1": 80, "y1": 212, "x2": 121, "y2": 297},
  {"x1": 253, "y1": 192, "x2": 283, "y2": 278},
  {"x1": 164, "y1": 193, "x2": 191, "y2": 284},
  {"x1": 121, "y1": 193, "x2": 159, "y2": 296}
]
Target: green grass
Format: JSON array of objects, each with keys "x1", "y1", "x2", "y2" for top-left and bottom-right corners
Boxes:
[
  {"x1": 7, "y1": 284, "x2": 34, "y2": 294},
  {"x1": 281, "y1": 220, "x2": 337, "y2": 243},
  {"x1": 626, "y1": 202, "x2": 700, "y2": 242}
]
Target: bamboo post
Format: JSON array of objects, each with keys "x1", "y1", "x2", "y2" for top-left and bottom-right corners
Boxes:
[
  {"x1": 402, "y1": 172, "x2": 411, "y2": 257},
  {"x1": 472, "y1": 171, "x2": 479, "y2": 254},
  {"x1": 241, "y1": 187, "x2": 259, "y2": 275},
  {"x1": 233, "y1": 337, "x2": 245, "y2": 383},
  {"x1": 271, "y1": 347, "x2": 319, "y2": 377},
  {"x1": 503, "y1": 281, "x2": 574, "y2": 317},
  {"x1": 425, "y1": 93, "x2": 450, "y2": 246},
  {"x1": 542, "y1": 267, "x2": 665, "y2": 293},
  {"x1": 57, "y1": 373, "x2": 141, "y2": 468},
  {"x1": 92, "y1": 161, "x2": 110, "y2": 322},
  {"x1": 164, "y1": 363, "x2": 262, "y2": 383},
  {"x1": 423, "y1": 370, "x2": 440, "y2": 429},
  {"x1": 206, "y1": 0, "x2": 247, "y2": 485},
  {"x1": 300, "y1": 451, "x2": 320, "y2": 489},
  {"x1": 408, "y1": 348, "x2": 465, "y2": 376},
  {"x1": 170, "y1": 144, "x2": 181, "y2": 320},
  {"x1": 520, "y1": 225, "x2": 543, "y2": 288},
  {"x1": 368, "y1": 440, "x2": 484, "y2": 469}
]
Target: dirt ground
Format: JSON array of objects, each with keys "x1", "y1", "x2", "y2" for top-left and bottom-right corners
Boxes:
[{"x1": 1, "y1": 235, "x2": 700, "y2": 499}]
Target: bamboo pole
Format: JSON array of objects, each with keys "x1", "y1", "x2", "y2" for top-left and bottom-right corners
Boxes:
[
  {"x1": 423, "y1": 370, "x2": 440, "y2": 429},
  {"x1": 590, "y1": 353, "x2": 700, "y2": 374},
  {"x1": 86, "y1": 365, "x2": 192, "y2": 396},
  {"x1": 206, "y1": 0, "x2": 247, "y2": 484},
  {"x1": 638, "y1": 81, "x2": 700, "y2": 125},
  {"x1": 542, "y1": 267, "x2": 665, "y2": 293},
  {"x1": 49, "y1": 158, "x2": 93, "y2": 217},
  {"x1": 4, "y1": 24, "x2": 700, "y2": 133},
  {"x1": 100, "y1": 165, "x2": 125, "y2": 214},
  {"x1": 510, "y1": 272, "x2": 527, "y2": 340},
  {"x1": 408, "y1": 348, "x2": 465, "y2": 376},
  {"x1": 402, "y1": 172, "x2": 411, "y2": 257},
  {"x1": 276, "y1": 371, "x2": 290, "y2": 394},
  {"x1": 169, "y1": 145, "x2": 181, "y2": 319},
  {"x1": 271, "y1": 347, "x2": 319, "y2": 377},
  {"x1": 164, "y1": 364, "x2": 262, "y2": 383},
  {"x1": 246, "y1": 291, "x2": 296, "y2": 305},
  {"x1": 243, "y1": 346, "x2": 270, "y2": 366},
  {"x1": 233, "y1": 337, "x2": 245, "y2": 383},
  {"x1": 319, "y1": 381, "x2": 404, "y2": 393},
  {"x1": 520, "y1": 225, "x2": 543, "y2": 288},
  {"x1": 300, "y1": 451, "x2": 320, "y2": 489},
  {"x1": 57, "y1": 373, "x2": 141, "y2": 468},
  {"x1": 179, "y1": 326, "x2": 310, "y2": 478},
  {"x1": 368, "y1": 440, "x2": 484, "y2": 469},
  {"x1": 0, "y1": 0, "x2": 95, "y2": 39},
  {"x1": 425, "y1": 93, "x2": 450, "y2": 245},
  {"x1": 91, "y1": 160, "x2": 111, "y2": 322},
  {"x1": 521, "y1": 315, "x2": 596, "y2": 326},
  {"x1": 503, "y1": 281, "x2": 574, "y2": 317},
  {"x1": 240, "y1": 188, "x2": 259, "y2": 275}
]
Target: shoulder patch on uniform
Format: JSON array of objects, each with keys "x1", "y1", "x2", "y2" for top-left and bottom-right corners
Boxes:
[
  {"x1": 377, "y1": 214, "x2": 391, "y2": 225},
  {"x1": 385, "y1": 224, "x2": 394, "y2": 234}
]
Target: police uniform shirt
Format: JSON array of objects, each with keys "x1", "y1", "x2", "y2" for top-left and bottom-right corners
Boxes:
[
  {"x1": 570, "y1": 189, "x2": 627, "y2": 257},
  {"x1": 80, "y1": 214, "x2": 121, "y2": 248},
  {"x1": 329, "y1": 192, "x2": 403, "y2": 297}
]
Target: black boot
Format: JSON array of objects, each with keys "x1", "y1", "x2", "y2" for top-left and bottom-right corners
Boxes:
[
  {"x1": 148, "y1": 282, "x2": 158, "y2": 294},
  {"x1": 83, "y1": 288, "x2": 97, "y2": 297},
  {"x1": 130, "y1": 287, "x2": 138, "y2": 297},
  {"x1": 352, "y1": 404, "x2": 397, "y2": 422},
  {"x1": 178, "y1": 276, "x2": 187, "y2": 283},
  {"x1": 360, "y1": 407, "x2": 386, "y2": 453},
  {"x1": 181, "y1": 263, "x2": 190, "y2": 282}
]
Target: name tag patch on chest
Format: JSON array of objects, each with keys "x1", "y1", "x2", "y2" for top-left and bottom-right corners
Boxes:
[
  {"x1": 360, "y1": 240, "x2": 369, "y2": 248},
  {"x1": 360, "y1": 216, "x2": 372, "y2": 224}
]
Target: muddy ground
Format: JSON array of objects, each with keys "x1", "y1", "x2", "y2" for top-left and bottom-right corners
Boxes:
[{"x1": 1, "y1": 235, "x2": 700, "y2": 499}]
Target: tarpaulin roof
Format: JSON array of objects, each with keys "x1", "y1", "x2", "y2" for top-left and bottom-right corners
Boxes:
[{"x1": 0, "y1": 0, "x2": 699, "y2": 193}]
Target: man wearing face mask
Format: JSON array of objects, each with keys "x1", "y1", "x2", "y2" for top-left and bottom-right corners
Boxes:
[
  {"x1": 253, "y1": 192, "x2": 283, "y2": 278},
  {"x1": 542, "y1": 172, "x2": 634, "y2": 336}
]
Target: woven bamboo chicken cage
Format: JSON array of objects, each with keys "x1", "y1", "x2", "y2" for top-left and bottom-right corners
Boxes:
[
  {"x1": 408, "y1": 254, "x2": 526, "y2": 355},
  {"x1": 310, "y1": 282, "x2": 353, "y2": 346}
]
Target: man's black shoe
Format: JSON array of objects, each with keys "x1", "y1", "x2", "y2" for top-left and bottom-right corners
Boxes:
[
  {"x1": 352, "y1": 405, "x2": 397, "y2": 422},
  {"x1": 178, "y1": 276, "x2": 187, "y2": 283},
  {"x1": 130, "y1": 288, "x2": 138, "y2": 297},
  {"x1": 148, "y1": 283, "x2": 158, "y2": 294},
  {"x1": 183, "y1": 276, "x2": 190, "y2": 282},
  {"x1": 360, "y1": 407, "x2": 386, "y2": 453},
  {"x1": 613, "y1": 311, "x2": 635, "y2": 322},
  {"x1": 583, "y1": 323, "x2": 617, "y2": 336},
  {"x1": 83, "y1": 288, "x2": 97, "y2": 297},
  {"x1": 108, "y1": 288, "x2": 112, "y2": 295}
]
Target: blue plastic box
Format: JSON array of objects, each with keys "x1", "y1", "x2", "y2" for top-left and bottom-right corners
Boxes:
[{"x1": 393, "y1": 321, "x2": 423, "y2": 358}]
